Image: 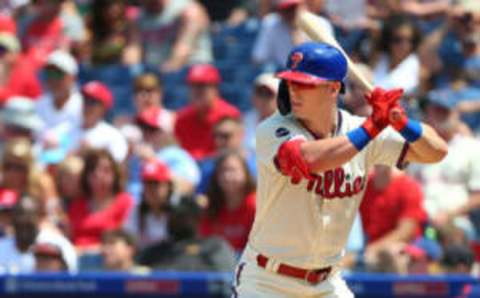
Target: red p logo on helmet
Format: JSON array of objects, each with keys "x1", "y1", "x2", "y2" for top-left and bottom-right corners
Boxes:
[{"x1": 290, "y1": 52, "x2": 303, "y2": 69}]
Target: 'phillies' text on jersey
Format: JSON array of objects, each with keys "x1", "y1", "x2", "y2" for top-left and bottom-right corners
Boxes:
[{"x1": 306, "y1": 167, "x2": 365, "y2": 199}]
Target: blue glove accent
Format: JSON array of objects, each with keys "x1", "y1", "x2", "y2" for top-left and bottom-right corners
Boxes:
[
  {"x1": 347, "y1": 126, "x2": 372, "y2": 151},
  {"x1": 399, "y1": 119, "x2": 423, "y2": 143}
]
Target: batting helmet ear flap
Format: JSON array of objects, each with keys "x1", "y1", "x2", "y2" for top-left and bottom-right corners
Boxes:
[{"x1": 277, "y1": 80, "x2": 291, "y2": 115}]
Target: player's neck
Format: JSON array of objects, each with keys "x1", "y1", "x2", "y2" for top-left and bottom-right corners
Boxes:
[{"x1": 299, "y1": 105, "x2": 337, "y2": 139}]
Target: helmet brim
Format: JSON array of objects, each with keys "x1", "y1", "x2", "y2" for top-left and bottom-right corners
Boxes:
[{"x1": 277, "y1": 71, "x2": 329, "y2": 85}]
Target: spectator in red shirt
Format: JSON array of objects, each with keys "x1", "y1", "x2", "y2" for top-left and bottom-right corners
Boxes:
[
  {"x1": 0, "y1": 32, "x2": 41, "y2": 103},
  {"x1": 360, "y1": 166, "x2": 427, "y2": 256},
  {"x1": 20, "y1": 0, "x2": 69, "y2": 70},
  {"x1": 199, "y1": 151, "x2": 256, "y2": 252},
  {"x1": 174, "y1": 64, "x2": 240, "y2": 160},
  {"x1": 68, "y1": 149, "x2": 133, "y2": 249}
]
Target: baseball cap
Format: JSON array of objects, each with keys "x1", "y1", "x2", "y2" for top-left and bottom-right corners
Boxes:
[
  {"x1": 187, "y1": 64, "x2": 221, "y2": 85},
  {"x1": 427, "y1": 89, "x2": 458, "y2": 110},
  {"x1": 46, "y1": 50, "x2": 78, "y2": 76},
  {"x1": 141, "y1": 160, "x2": 171, "y2": 183},
  {"x1": 81, "y1": 81, "x2": 114, "y2": 109},
  {"x1": 34, "y1": 230, "x2": 78, "y2": 273},
  {"x1": 135, "y1": 106, "x2": 174, "y2": 132},
  {"x1": 276, "y1": 0, "x2": 302, "y2": 9},
  {"x1": 0, "y1": 15, "x2": 16, "y2": 34},
  {"x1": 277, "y1": 42, "x2": 348, "y2": 87},
  {"x1": 1, "y1": 97, "x2": 44, "y2": 132},
  {"x1": 0, "y1": 189, "x2": 18, "y2": 210},
  {"x1": 254, "y1": 73, "x2": 280, "y2": 94},
  {"x1": 0, "y1": 33, "x2": 19, "y2": 53}
]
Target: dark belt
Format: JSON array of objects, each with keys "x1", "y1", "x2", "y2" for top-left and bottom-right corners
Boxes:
[{"x1": 256, "y1": 254, "x2": 332, "y2": 285}]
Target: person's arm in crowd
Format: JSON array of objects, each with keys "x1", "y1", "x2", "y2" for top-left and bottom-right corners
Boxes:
[
  {"x1": 457, "y1": 100, "x2": 480, "y2": 114},
  {"x1": 365, "y1": 219, "x2": 418, "y2": 253},
  {"x1": 400, "y1": 0, "x2": 450, "y2": 17},
  {"x1": 123, "y1": 20, "x2": 143, "y2": 65},
  {"x1": 417, "y1": 22, "x2": 449, "y2": 75},
  {"x1": 162, "y1": 2, "x2": 209, "y2": 72}
]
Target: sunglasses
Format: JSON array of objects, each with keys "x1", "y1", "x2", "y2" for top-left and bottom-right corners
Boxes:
[
  {"x1": 392, "y1": 35, "x2": 413, "y2": 44},
  {"x1": 255, "y1": 86, "x2": 275, "y2": 98},
  {"x1": 214, "y1": 131, "x2": 234, "y2": 140},
  {"x1": 83, "y1": 97, "x2": 102, "y2": 107},
  {"x1": 45, "y1": 68, "x2": 66, "y2": 80},
  {"x1": 3, "y1": 161, "x2": 28, "y2": 172},
  {"x1": 135, "y1": 87, "x2": 158, "y2": 93},
  {"x1": 0, "y1": 45, "x2": 8, "y2": 57}
]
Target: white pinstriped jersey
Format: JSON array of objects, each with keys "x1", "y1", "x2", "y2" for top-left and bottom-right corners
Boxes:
[{"x1": 247, "y1": 109, "x2": 407, "y2": 269}]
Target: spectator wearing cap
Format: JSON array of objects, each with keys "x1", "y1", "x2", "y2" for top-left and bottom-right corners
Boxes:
[
  {"x1": 137, "y1": 194, "x2": 236, "y2": 272},
  {"x1": 124, "y1": 160, "x2": 174, "y2": 249},
  {"x1": 0, "y1": 97, "x2": 44, "y2": 142},
  {"x1": 361, "y1": 166, "x2": 427, "y2": 259},
  {"x1": 196, "y1": 116, "x2": 257, "y2": 194},
  {"x1": 243, "y1": 73, "x2": 279, "y2": 152},
  {"x1": 49, "y1": 81, "x2": 128, "y2": 162},
  {"x1": 0, "y1": 32, "x2": 41, "y2": 104},
  {"x1": 174, "y1": 64, "x2": 240, "y2": 160},
  {"x1": 0, "y1": 196, "x2": 40, "y2": 273},
  {"x1": 134, "y1": 106, "x2": 199, "y2": 195},
  {"x1": 0, "y1": 189, "x2": 18, "y2": 236},
  {"x1": 68, "y1": 149, "x2": 133, "y2": 249},
  {"x1": 36, "y1": 50, "x2": 82, "y2": 131},
  {"x1": 130, "y1": 0, "x2": 212, "y2": 72},
  {"x1": 252, "y1": 0, "x2": 333, "y2": 67},
  {"x1": 33, "y1": 230, "x2": 77, "y2": 273},
  {"x1": 408, "y1": 95, "x2": 480, "y2": 239},
  {"x1": 101, "y1": 229, "x2": 145, "y2": 272},
  {"x1": 133, "y1": 73, "x2": 175, "y2": 121}
]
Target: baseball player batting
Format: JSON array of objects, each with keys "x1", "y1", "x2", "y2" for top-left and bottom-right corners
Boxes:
[{"x1": 232, "y1": 42, "x2": 448, "y2": 298}]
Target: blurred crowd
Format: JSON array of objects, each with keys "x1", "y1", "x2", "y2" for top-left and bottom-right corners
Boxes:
[{"x1": 0, "y1": 0, "x2": 477, "y2": 278}]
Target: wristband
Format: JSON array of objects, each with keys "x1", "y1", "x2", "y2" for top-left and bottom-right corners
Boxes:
[
  {"x1": 347, "y1": 126, "x2": 372, "y2": 151},
  {"x1": 398, "y1": 119, "x2": 423, "y2": 143}
]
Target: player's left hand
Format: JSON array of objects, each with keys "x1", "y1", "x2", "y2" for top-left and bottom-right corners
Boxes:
[
  {"x1": 363, "y1": 87, "x2": 404, "y2": 137},
  {"x1": 274, "y1": 136, "x2": 313, "y2": 184}
]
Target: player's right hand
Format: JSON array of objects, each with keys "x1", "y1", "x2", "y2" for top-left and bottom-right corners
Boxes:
[
  {"x1": 363, "y1": 87, "x2": 404, "y2": 137},
  {"x1": 274, "y1": 136, "x2": 313, "y2": 184}
]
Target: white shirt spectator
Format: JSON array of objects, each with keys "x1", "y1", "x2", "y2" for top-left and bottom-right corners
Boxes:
[
  {"x1": 252, "y1": 13, "x2": 333, "y2": 67},
  {"x1": 36, "y1": 90, "x2": 83, "y2": 130},
  {"x1": 325, "y1": 0, "x2": 367, "y2": 27},
  {"x1": 373, "y1": 53, "x2": 420, "y2": 95},
  {"x1": 52, "y1": 120, "x2": 128, "y2": 162},
  {"x1": 0, "y1": 236, "x2": 34, "y2": 274},
  {"x1": 408, "y1": 134, "x2": 480, "y2": 234}
]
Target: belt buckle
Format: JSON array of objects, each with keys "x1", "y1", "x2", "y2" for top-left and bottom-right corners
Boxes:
[{"x1": 305, "y1": 270, "x2": 320, "y2": 285}]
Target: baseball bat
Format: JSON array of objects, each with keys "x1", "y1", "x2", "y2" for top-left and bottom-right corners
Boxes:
[{"x1": 297, "y1": 11, "x2": 374, "y2": 93}]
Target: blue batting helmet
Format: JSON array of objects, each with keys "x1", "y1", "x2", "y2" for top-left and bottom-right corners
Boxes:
[{"x1": 276, "y1": 42, "x2": 348, "y2": 115}]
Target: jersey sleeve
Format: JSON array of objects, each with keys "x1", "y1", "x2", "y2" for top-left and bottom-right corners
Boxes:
[
  {"x1": 365, "y1": 127, "x2": 409, "y2": 169},
  {"x1": 256, "y1": 115, "x2": 301, "y2": 173}
]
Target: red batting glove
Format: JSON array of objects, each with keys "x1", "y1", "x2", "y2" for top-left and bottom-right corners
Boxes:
[
  {"x1": 274, "y1": 136, "x2": 313, "y2": 184},
  {"x1": 363, "y1": 87, "x2": 404, "y2": 137},
  {"x1": 389, "y1": 103, "x2": 409, "y2": 131}
]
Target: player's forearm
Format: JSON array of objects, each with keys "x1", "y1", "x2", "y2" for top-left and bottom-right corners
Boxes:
[
  {"x1": 405, "y1": 124, "x2": 448, "y2": 163},
  {"x1": 301, "y1": 136, "x2": 359, "y2": 172}
]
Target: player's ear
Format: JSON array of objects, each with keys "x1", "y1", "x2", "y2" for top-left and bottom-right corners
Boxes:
[{"x1": 328, "y1": 82, "x2": 341, "y2": 95}]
